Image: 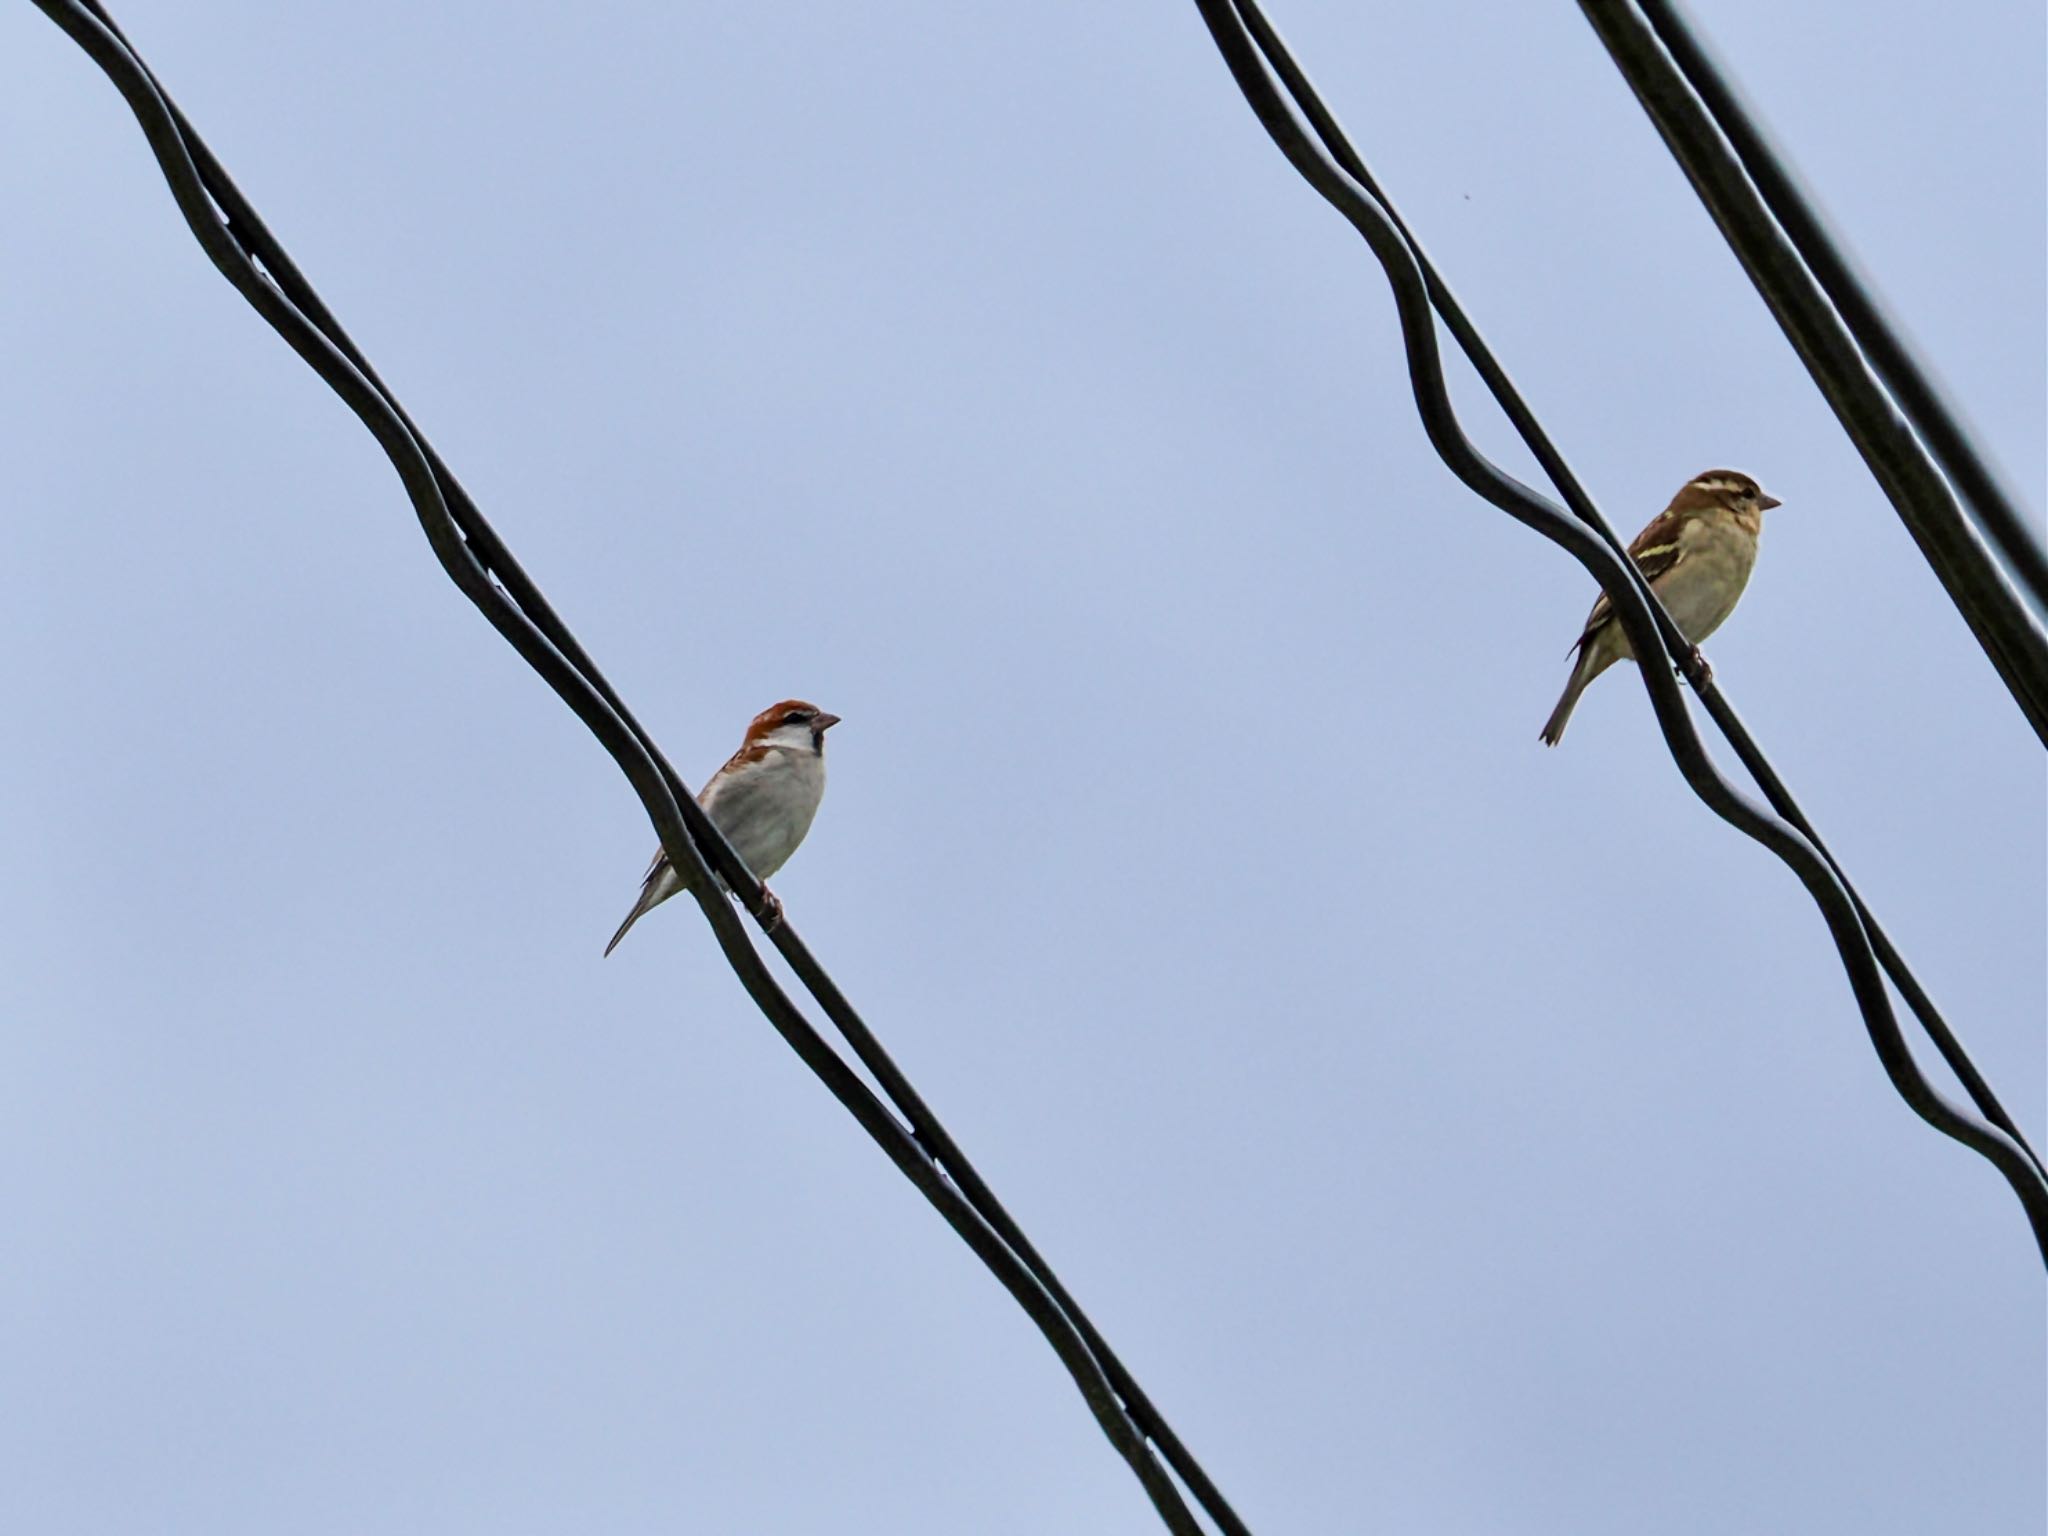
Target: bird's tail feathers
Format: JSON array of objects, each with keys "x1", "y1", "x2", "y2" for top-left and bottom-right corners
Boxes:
[
  {"x1": 603, "y1": 881, "x2": 669, "y2": 957},
  {"x1": 1540, "y1": 648, "x2": 1593, "y2": 747},
  {"x1": 598, "y1": 909, "x2": 638, "y2": 958},
  {"x1": 603, "y1": 855, "x2": 690, "y2": 957}
]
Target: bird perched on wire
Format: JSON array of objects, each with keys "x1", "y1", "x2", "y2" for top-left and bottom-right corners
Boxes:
[
  {"x1": 1540, "y1": 470, "x2": 1781, "y2": 746},
  {"x1": 604, "y1": 699, "x2": 841, "y2": 955}
]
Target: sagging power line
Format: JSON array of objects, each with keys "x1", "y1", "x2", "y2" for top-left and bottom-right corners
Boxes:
[
  {"x1": 21, "y1": 0, "x2": 2043, "y2": 1531},
  {"x1": 1192, "y1": 0, "x2": 2048, "y2": 1256},
  {"x1": 28, "y1": 2, "x2": 1252, "y2": 1531}
]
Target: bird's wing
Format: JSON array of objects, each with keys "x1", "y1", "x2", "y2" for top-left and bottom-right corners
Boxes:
[
  {"x1": 698, "y1": 755, "x2": 781, "y2": 837},
  {"x1": 1577, "y1": 506, "x2": 1695, "y2": 645},
  {"x1": 632, "y1": 754, "x2": 744, "y2": 884}
]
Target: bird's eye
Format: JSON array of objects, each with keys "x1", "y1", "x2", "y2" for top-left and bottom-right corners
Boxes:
[{"x1": 786, "y1": 710, "x2": 814, "y2": 726}]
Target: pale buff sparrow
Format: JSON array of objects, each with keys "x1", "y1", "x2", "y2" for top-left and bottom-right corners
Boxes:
[{"x1": 1541, "y1": 470, "x2": 1780, "y2": 745}]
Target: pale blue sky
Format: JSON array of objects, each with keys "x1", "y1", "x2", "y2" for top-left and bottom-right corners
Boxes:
[{"x1": 1, "y1": 2, "x2": 2041, "y2": 1531}]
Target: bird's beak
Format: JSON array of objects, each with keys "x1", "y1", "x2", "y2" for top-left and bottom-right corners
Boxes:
[
  {"x1": 1758, "y1": 492, "x2": 1782, "y2": 510},
  {"x1": 813, "y1": 713, "x2": 842, "y2": 732}
]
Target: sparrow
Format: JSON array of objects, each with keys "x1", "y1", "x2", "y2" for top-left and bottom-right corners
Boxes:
[
  {"x1": 1540, "y1": 469, "x2": 1781, "y2": 746},
  {"x1": 604, "y1": 699, "x2": 841, "y2": 955}
]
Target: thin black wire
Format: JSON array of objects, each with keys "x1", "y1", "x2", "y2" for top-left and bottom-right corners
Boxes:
[
  {"x1": 1630, "y1": 0, "x2": 2048, "y2": 624},
  {"x1": 26, "y1": 7, "x2": 2044, "y2": 1530},
  {"x1": 32, "y1": 4, "x2": 1249, "y2": 1530},
  {"x1": 38, "y1": 36, "x2": 1254, "y2": 1519},
  {"x1": 1192, "y1": 0, "x2": 2048, "y2": 1259},
  {"x1": 1224, "y1": 0, "x2": 2047, "y2": 1185},
  {"x1": 1577, "y1": 0, "x2": 2048, "y2": 748}
]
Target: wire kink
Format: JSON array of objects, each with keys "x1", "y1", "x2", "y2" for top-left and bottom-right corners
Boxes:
[
  {"x1": 1224, "y1": 0, "x2": 2046, "y2": 1189},
  {"x1": 1192, "y1": 0, "x2": 2048, "y2": 1259},
  {"x1": 25, "y1": 1, "x2": 2043, "y2": 1528},
  {"x1": 31, "y1": 3, "x2": 1249, "y2": 1531}
]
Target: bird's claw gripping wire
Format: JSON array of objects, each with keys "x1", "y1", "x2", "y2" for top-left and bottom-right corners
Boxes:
[{"x1": 752, "y1": 886, "x2": 785, "y2": 933}]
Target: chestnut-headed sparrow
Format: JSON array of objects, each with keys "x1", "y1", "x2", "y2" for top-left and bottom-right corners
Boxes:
[
  {"x1": 1540, "y1": 470, "x2": 1781, "y2": 745},
  {"x1": 604, "y1": 699, "x2": 841, "y2": 955}
]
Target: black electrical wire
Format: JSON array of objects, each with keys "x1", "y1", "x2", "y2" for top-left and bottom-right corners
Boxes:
[
  {"x1": 25, "y1": 4, "x2": 2044, "y2": 1530},
  {"x1": 1192, "y1": 0, "x2": 2048, "y2": 1259},
  {"x1": 1223, "y1": 0, "x2": 2047, "y2": 1187},
  {"x1": 1578, "y1": 0, "x2": 2048, "y2": 748},
  {"x1": 30, "y1": 3, "x2": 1251, "y2": 1531},
  {"x1": 1631, "y1": 0, "x2": 2048, "y2": 626}
]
